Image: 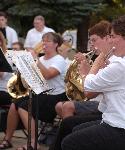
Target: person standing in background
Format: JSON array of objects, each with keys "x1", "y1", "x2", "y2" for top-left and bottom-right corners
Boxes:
[
  {"x1": 0, "y1": 11, "x2": 18, "y2": 49},
  {"x1": 24, "y1": 15, "x2": 55, "y2": 51}
]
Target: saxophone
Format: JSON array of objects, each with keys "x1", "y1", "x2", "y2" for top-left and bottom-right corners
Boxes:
[{"x1": 65, "y1": 50, "x2": 95, "y2": 101}]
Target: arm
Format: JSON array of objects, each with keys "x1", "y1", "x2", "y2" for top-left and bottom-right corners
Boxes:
[
  {"x1": 89, "y1": 52, "x2": 106, "y2": 75},
  {"x1": 79, "y1": 53, "x2": 108, "y2": 97},
  {"x1": 84, "y1": 91, "x2": 100, "y2": 99},
  {"x1": 37, "y1": 59, "x2": 60, "y2": 80},
  {"x1": 84, "y1": 57, "x2": 124, "y2": 92}
]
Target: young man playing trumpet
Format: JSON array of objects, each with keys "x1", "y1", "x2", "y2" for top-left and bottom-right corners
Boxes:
[{"x1": 49, "y1": 20, "x2": 112, "y2": 150}]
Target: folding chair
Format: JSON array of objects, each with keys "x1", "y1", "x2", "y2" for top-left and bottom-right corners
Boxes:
[{"x1": 38, "y1": 115, "x2": 62, "y2": 146}]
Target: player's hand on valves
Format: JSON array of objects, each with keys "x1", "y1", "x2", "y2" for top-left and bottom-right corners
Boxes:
[
  {"x1": 74, "y1": 52, "x2": 87, "y2": 64},
  {"x1": 78, "y1": 59, "x2": 91, "y2": 77}
]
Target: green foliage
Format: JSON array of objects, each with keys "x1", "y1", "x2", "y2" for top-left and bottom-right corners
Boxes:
[
  {"x1": 1, "y1": 0, "x2": 125, "y2": 50},
  {"x1": 4, "y1": 0, "x2": 106, "y2": 34}
]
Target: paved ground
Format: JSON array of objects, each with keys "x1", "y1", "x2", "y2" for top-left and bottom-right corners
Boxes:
[{"x1": 0, "y1": 130, "x2": 49, "y2": 150}]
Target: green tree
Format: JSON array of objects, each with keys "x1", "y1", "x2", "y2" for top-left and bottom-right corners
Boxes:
[
  {"x1": 1, "y1": 0, "x2": 125, "y2": 51},
  {"x1": 6, "y1": 0, "x2": 105, "y2": 52}
]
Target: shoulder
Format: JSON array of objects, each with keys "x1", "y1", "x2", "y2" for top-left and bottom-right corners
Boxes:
[
  {"x1": 6, "y1": 26, "x2": 17, "y2": 33},
  {"x1": 109, "y1": 56, "x2": 125, "y2": 71},
  {"x1": 54, "y1": 55, "x2": 65, "y2": 61},
  {"x1": 27, "y1": 28, "x2": 36, "y2": 34},
  {"x1": 44, "y1": 26, "x2": 55, "y2": 32},
  {"x1": 50, "y1": 55, "x2": 66, "y2": 66}
]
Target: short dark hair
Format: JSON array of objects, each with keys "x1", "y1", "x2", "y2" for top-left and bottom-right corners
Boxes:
[
  {"x1": 112, "y1": 15, "x2": 125, "y2": 37},
  {"x1": 0, "y1": 11, "x2": 7, "y2": 18},
  {"x1": 89, "y1": 20, "x2": 111, "y2": 38}
]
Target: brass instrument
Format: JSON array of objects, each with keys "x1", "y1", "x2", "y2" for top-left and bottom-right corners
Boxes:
[
  {"x1": 7, "y1": 49, "x2": 48, "y2": 100},
  {"x1": 7, "y1": 45, "x2": 42, "y2": 100},
  {"x1": 7, "y1": 71, "x2": 29, "y2": 99},
  {"x1": 65, "y1": 50, "x2": 95, "y2": 101},
  {"x1": 34, "y1": 42, "x2": 43, "y2": 55}
]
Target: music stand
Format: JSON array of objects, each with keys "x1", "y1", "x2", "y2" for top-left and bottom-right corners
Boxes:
[
  {"x1": 0, "y1": 48, "x2": 13, "y2": 72},
  {"x1": 12, "y1": 51, "x2": 50, "y2": 150}
]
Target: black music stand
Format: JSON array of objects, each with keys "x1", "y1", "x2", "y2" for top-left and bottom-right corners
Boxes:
[{"x1": 0, "y1": 48, "x2": 13, "y2": 72}]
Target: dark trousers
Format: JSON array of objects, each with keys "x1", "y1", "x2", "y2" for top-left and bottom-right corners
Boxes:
[
  {"x1": 50, "y1": 110, "x2": 102, "y2": 150},
  {"x1": 62, "y1": 121, "x2": 125, "y2": 150},
  {"x1": 0, "y1": 91, "x2": 12, "y2": 106}
]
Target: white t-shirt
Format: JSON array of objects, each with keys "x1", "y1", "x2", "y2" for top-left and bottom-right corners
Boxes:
[
  {"x1": 39, "y1": 54, "x2": 67, "y2": 95},
  {"x1": 84, "y1": 55, "x2": 125, "y2": 129},
  {"x1": 65, "y1": 57, "x2": 72, "y2": 70},
  {"x1": 0, "y1": 72, "x2": 12, "y2": 92},
  {"x1": 24, "y1": 26, "x2": 55, "y2": 49},
  {"x1": 6, "y1": 26, "x2": 18, "y2": 49}
]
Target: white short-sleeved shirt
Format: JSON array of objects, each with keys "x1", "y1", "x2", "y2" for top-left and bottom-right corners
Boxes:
[
  {"x1": 39, "y1": 54, "x2": 67, "y2": 95},
  {"x1": 6, "y1": 26, "x2": 18, "y2": 49},
  {"x1": 0, "y1": 72, "x2": 12, "y2": 92},
  {"x1": 84, "y1": 55, "x2": 125, "y2": 129},
  {"x1": 65, "y1": 58, "x2": 72, "y2": 70},
  {"x1": 24, "y1": 26, "x2": 55, "y2": 49}
]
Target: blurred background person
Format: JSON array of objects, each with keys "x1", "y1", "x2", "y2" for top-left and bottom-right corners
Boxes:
[
  {"x1": 0, "y1": 31, "x2": 12, "y2": 106},
  {"x1": 0, "y1": 11, "x2": 18, "y2": 49},
  {"x1": 24, "y1": 15, "x2": 54, "y2": 51},
  {"x1": 12, "y1": 41, "x2": 24, "y2": 51}
]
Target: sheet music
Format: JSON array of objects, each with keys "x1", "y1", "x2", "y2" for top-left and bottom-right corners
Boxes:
[{"x1": 11, "y1": 51, "x2": 49, "y2": 94}]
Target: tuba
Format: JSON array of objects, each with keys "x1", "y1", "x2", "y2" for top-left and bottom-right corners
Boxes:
[
  {"x1": 7, "y1": 71, "x2": 29, "y2": 100},
  {"x1": 65, "y1": 50, "x2": 95, "y2": 101}
]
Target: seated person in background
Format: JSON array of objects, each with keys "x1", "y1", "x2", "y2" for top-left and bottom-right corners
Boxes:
[
  {"x1": 0, "y1": 32, "x2": 68, "y2": 150},
  {"x1": 49, "y1": 20, "x2": 112, "y2": 150},
  {"x1": 0, "y1": 31, "x2": 7, "y2": 53},
  {"x1": 24, "y1": 15, "x2": 54, "y2": 51},
  {"x1": 62, "y1": 15, "x2": 125, "y2": 150},
  {"x1": 0, "y1": 31, "x2": 12, "y2": 106},
  {"x1": 12, "y1": 41, "x2": 24, "y2": 51},
  {"x1": 0, "y1": 11, "x2": 18, "y2": 49}
]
